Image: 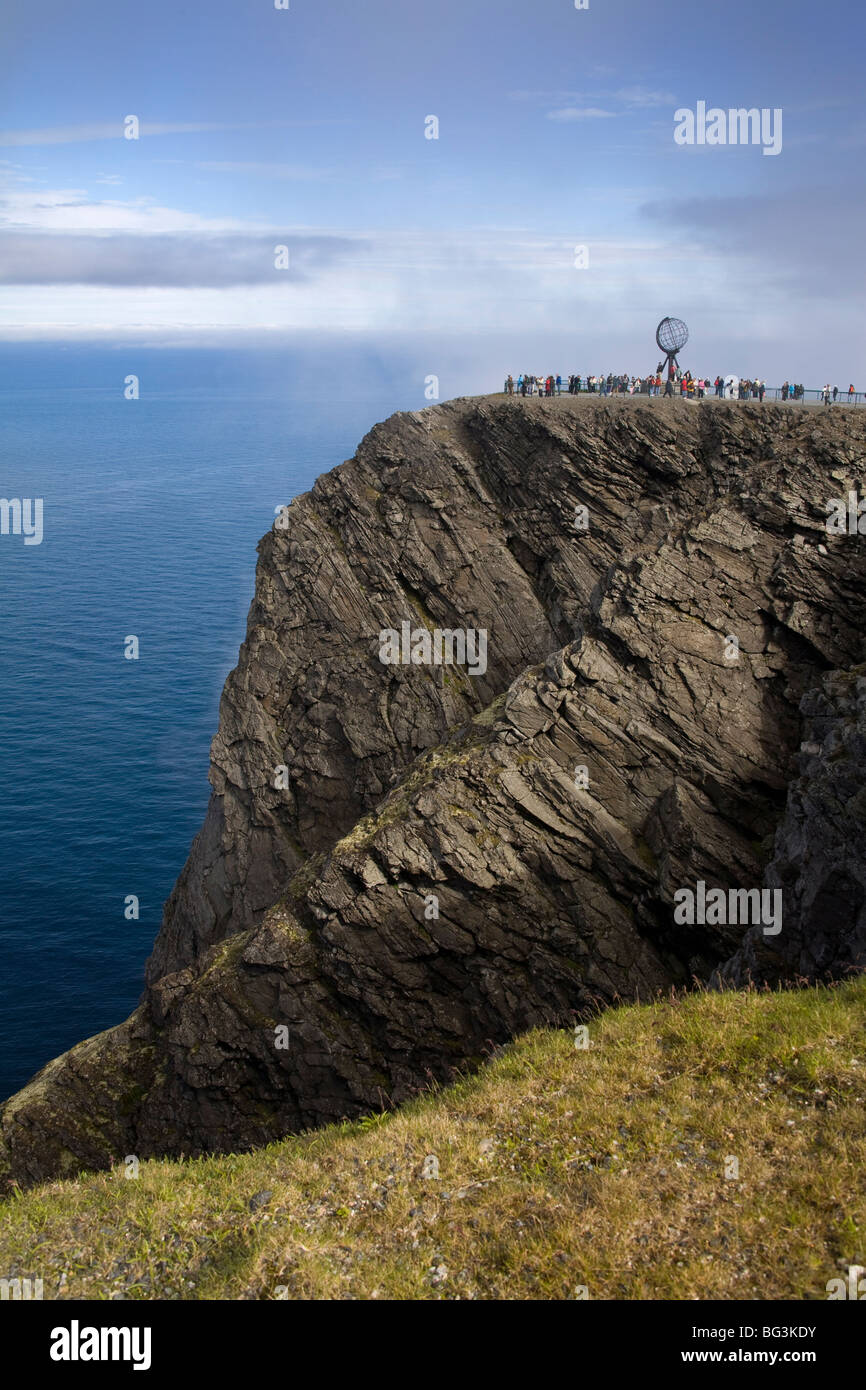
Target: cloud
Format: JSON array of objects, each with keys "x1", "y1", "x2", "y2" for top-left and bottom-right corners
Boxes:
[
  {"x1": 0, "y1": 179, "x2": 362, "y2": 287},
  {"x1": 641, "y1": 187, "x2": 866, "y2": 297},
  {"x1": 194, "y1": 162, "x2": 333, "y2": 181},
  {"x1": 0, "y1": 186, "x2": 260, "y2": 234},
  {"x1": 0, "y1": 227, "x2": 366, "y2": 287},
  {"x1": 0, "y1": 231, "x2": 363, "y2": 287},
  {"x1": 0, "y1": 176, "x2": 858, "y2": 379},
  {"x1": 546, "y1": 107, "x2": 617, "y2": 122},
  {"x1": 510, "y1": 89, "x2": 584, "y2": 104},
  {"x1": 615, "y1": 86, "x2": 677, "y2": 107},
  {"x1": 0, "y1": 119, "x2": 347, "y2": 148},
  {"x1": 515, "y1": 87, "x2": 675, "y2": 117},
  {"x1": 0, "y1": 220, "x2": 743, "y2": 340},
  {"x1": 0, "y1": 121, "x2": 241, "y2": 147}
]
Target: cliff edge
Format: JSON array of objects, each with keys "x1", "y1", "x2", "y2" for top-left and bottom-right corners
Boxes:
[{"x1": 2, "y1": 395, "x2": 864, "y2": 1187}]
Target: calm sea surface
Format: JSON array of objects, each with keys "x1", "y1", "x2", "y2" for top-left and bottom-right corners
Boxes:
[{"x1": 0, "y1": 347, "x2": 418, "y2": 1100}]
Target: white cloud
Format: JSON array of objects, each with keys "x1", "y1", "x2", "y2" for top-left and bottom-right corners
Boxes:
[
  {"x1": 0, "y1": 119, "x2": 347, "y2": 148},
  {"x1": 0, "y1": 186, "x2": 264, "y2": 234},
  {"x1": 509, "y1": 89, "x2": 585, "y2": 104},
  {"x1": 0, "y1": 221, "x2": 751, "y2": 340},
  {"x1": 615, "y1": 87, "x2": 677, "y2": 107},
  {"x1": 546, "y1": 107, "x2": 617, "y2": 122},
  {"x1": 0, "y1": 121, "x2": 247, "y2": 148},
  {"x1": 194, "y1": 161, "x2": 332, "y2": 181}
]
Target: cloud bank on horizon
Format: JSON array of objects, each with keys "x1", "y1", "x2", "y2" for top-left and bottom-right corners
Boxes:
[{"x1": 0, "y1": 0, "x2": 863, "y2": 384}]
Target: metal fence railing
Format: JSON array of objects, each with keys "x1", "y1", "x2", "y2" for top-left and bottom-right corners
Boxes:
[{"x1": 768, "y1": 388, "x2": 864, "y2": 405}]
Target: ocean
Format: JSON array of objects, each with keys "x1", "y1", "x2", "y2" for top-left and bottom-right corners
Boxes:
[{"x1": 0, "y1": 346, "x2": 423, "y2": 1101}]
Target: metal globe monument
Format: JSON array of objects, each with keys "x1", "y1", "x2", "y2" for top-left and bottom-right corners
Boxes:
[{"x1": 655, "y1": 316, "x2": 689, "y2": 380}]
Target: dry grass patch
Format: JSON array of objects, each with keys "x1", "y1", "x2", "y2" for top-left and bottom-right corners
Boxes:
[{"x1": 0, "y1": 978, "x2": 863, "y2": 1300}]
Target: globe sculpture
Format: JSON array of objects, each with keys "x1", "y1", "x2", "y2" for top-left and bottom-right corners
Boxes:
[{"x1": 655, "y1": 316, "x2": 689, "y2": 380}]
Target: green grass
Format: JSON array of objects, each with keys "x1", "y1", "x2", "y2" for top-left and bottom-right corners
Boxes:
[{"x1": 1, "y1": 977, "x2": 863, "y2": 1300}]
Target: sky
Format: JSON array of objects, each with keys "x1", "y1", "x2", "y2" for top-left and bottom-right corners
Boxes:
[{"x1": 1, "y1": 0, "x2": 864, "y2": 386}]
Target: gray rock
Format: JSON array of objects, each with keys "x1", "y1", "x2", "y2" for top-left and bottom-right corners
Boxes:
[{"x1": 715, "y1": 667, "x2": 866, "y2": 986}]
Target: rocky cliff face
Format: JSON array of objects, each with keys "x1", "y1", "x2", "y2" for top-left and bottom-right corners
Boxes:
[
  {"x1": 717, "y1": 665, "x2": 866, "y2": 987},
  {"x1": 2, "y1": 395, "x2": 864, "y2": 1187}
]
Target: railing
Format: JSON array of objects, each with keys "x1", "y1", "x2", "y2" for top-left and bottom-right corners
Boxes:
[
  {"x1": 769, "y1": 388, "x2": 864, "y2": 405},
  {"x1": 502, "y1": 383, "x2": 865, "y2": 405}
]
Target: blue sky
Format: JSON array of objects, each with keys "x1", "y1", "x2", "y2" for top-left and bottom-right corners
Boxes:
[{"x1": 1, "y1": 0, "x2": 863, "y2": 384}]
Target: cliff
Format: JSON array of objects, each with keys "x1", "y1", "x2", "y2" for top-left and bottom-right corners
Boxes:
[{"x1": 2, "y1": 394, "x2": 865, "y2": 1187}]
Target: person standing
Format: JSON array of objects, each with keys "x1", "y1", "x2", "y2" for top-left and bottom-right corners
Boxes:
[{"x1": 832, "y1": 384, "x2": 839, "y2": 402}]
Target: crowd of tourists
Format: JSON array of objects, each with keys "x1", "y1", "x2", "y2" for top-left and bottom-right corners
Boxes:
[
  {"x1": 503, "y1": 371, "x2": 859, "y2": 404},
  {"x1": 503, "y1": 369, "x2": 764, "y2": 400}
]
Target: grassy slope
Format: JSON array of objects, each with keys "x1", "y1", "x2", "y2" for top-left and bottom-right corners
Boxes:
[{"x1": 1, "y1": 979, "x2": 864, "y2": 1301}]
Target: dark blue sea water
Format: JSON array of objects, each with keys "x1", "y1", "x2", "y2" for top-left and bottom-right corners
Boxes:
[{"x1": 0, "y1": 346, "x2": 422, "y2": 1101}]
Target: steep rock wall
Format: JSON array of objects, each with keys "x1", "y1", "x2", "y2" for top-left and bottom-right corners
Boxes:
[{"x1": 2, "y1": 396, "x2": 864, "y2": 1186}]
